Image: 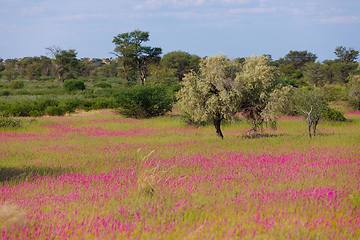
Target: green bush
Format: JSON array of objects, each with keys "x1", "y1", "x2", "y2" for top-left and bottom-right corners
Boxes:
[
  {"x1": 91, "y1": 98, "x2": 116, "y2": 110},
  {"x1": 94, "y1": 82, "x2": 112, "y2": 88},
  {"x1": 114, "y1": 85, "x2": 172, "y2": 118},
  {"x1": 9, "y1": 81, "x2": 24, "y2": 90},
  {"x1": 46, "y1": 106, "x2": 67, "y2": 116},
  {"x1": 0, "y1": 114, "x2": 21, "y2": 128},
  {"x1": 63, "y1": 79, "x2": 85, "y2": 91},
  {"x1": 322, "y1": 108, "x2": 346, "y2": 122},
  {"x1": 62, "y1": 99, "x2": 82, "y2": 113},
  {"x1": 81, "y1": 99, "x2": 93, "y2": 112},
  {"x1": 0, "y1": 90, "x2": 11, "y2": 96},
  {"x1": 0, "y1": 98, "x2": 59, "y2": 117}
]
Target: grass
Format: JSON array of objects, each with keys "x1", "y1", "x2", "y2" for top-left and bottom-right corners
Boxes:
[{"x1": 0, "y1": 110, "x2": 360, "y2": 239}]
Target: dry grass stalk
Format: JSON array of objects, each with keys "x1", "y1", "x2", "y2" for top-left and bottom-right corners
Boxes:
[{"x1": 0, "y1": 202, "x2": 26, "y2": 230}]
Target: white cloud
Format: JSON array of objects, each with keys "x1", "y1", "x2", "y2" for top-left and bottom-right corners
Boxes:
[{"x1": 316, "y1": 16, "x2": 359, "y2": 24}]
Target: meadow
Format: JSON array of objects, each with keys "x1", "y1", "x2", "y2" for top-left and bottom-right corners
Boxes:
[{"x1": 1, "y1": 110, "x2": 360, "y2": 239}]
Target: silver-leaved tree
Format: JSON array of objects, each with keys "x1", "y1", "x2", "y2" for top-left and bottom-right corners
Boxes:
[
  {"x1": 178, "y1": 54, "x2": 293, "y2": 138},
  {"x1": 236, "y1": 55, "x2": 293, "y2": 133},
  {"x1": 177, "y1": 54, "x2": 241, "y2": 139}
]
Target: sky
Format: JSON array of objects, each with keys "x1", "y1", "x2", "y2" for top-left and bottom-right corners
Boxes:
[{"x1": 1, "y1": 0, "x2": 359, "y2": 62}]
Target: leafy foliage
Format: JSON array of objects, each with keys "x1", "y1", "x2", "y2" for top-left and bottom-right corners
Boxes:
[
  {"x1": 112, "y1": 30, "x2": 162, "y2": 85},
  {"x1": 93, "y1": 82, "x2": 112, "y2": 88},
  {"x1": 46, "y1": 106, "x2": 67, "y2": 116},
  {"x1": 236, "y1": 55, "x2": 291, "y2": 132},
  {"x1": 177, "y1": 54, "x2": 241, "y2": 138},
  {"x1": 63, "y1": 79, "x2": 86, "y2": 91},
  {"x1": 114, "y1": 85, "x2": 172, "y2": 118},
  {"x1": 0, "y1": 114, "x2": 21, "y2": 128},
  {"x1": 322, "y1": 108, "x2": 346, "y2": 122},
  {"x1": 9, "y1": 81, "x2": 24, "y2": 90},
  {"x1": 293, "y1": 88, "x2": 327, "y2": 137},
  {"x1": 160, "y1": 51, "x2": 201, "y2": 81}
]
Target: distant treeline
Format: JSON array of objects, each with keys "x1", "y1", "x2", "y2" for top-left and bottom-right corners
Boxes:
[
  {"x1": 0, "y1": 45, "x2": 358, "y2": 88},
  {"x1": 0, "y1": 30, "x2": 359, "y2": 119}
]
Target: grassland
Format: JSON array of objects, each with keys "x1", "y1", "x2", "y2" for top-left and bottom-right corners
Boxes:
[{"x1": 1, "y1": 110, "x2": 360, "y2": 239}]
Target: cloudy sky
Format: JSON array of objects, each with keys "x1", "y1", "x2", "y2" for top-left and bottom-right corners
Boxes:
[{"x1": 1, "y1": 0, "x2": 359, "y2": 61}]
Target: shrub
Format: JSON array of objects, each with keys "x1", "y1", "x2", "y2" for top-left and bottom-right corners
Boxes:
[
  {"x1": 63, "y1": 79, "x2": 85, "y2": 91},
  {"x1": 46, "y1": 106, "x2": 67, "y2": 116},
  {"x1": 62, "y1": 99, "x2": 82, "y2": 113},
  {"x1": 91, "y1": 98, "x2": 116, "y2": 110},
  {"x1": 9, "y1": 81, "x2": 24, "y2": 90},
  {"x1": 0, "y1": 90, "x2": 11, "y2": 96},
  {"x1": 81, "y1": 99, "x2": 94, "y2": 112},
  {"x1": 0, "y1": 114, "x2": 21, "y2": 128},
  {"x1": 94, "y1": 82, "x2": 112, "y2": 88},
  {"x1": 114, "y1": 85, "x2": 172, "y2": 118},
  {"x1": 322, "y1": 108, "x2": 346, "y2": 122}
]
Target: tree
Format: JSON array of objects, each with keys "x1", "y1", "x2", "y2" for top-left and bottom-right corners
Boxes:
[
  {"x1": 347, "y1": 75, "x2": 360, "y2": 110},
  {"x1": 47, "y1": 46, "x2": 81, "y2": 85},
  {"x1": 2, "y1": 60, "x2": 18, "y2": 81},
  {"x1": 112, "y1": 30, "x2": 162, "y2": 85},
  {"x1": 177, "y1": 54, "x2": 241, "y2": 139},
  {"x1": 322, "y1": 60, "x2": 358, "y2": 84},
  {"x1": 303, "y1": 62, "x2": 325, "y2": 87},
  {"x1": 236, "y1": 55, "x2": 290, "y2": 133},
  {"x1": 160, "y1": 51, "x2": 201, "y2": 81},
  {"x1": 334, "y1": 46, "x2": 359, "y2": 63},
  {"x1": 20, "y1": 57, "x2": 42, "y2": 80},
  {"x1": 293, "y1": 88, "x2": 327, "y2": 138},
  {"x1": 283, "y1": 50, "x2": 317, "y2": 70}
]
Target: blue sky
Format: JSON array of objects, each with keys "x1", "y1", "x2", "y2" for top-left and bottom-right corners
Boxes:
[{"x1": 1, "y1": 0, "x2": 359, "y2": 61}]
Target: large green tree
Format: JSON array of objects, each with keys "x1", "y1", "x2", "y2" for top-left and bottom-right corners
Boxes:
[
  {"x1": 160, "y1": 51, "x2": 201, "y2": 81},
  {"x1": 112, "y1": 30, "x2": 162, "y2": 85},
  {"x1": 177, "y1": 54, "x2": 241, "y2": 139},
  {"x1": 280, "y1": 50, "x2": 317, "y2": 70},
  {"x1": 47, "y1": 46, "x2": 81, "y2": 85}
]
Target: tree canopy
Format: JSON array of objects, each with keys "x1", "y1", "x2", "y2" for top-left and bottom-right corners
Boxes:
[
  {"x1": 112, "y1": 30, "x2": 162, "y2": 85},
  {"x1": 236, "y1": 55, "x2": 292, "y2": 132},
  {"x1": 177, "y1": 54, "x2": 241, "y2": 139},
  {"x1": 160, "y1": 51, "x2": 201, "y2": 81}
]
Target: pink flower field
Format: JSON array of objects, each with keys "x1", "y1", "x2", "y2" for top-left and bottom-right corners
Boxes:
[{"x1": 1, "y1": 110, "x2": 360, "y2": 239}]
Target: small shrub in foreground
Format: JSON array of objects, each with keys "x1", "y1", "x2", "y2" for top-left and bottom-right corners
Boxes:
[{"x1": 0, "y1": 114, "x2": 21, "y2": 128}]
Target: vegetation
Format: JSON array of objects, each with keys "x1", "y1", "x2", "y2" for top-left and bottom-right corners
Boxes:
[
  {"x1": 177, "y1": 54, "x2": 241, "y2": 139},
  {"x1": 114, "y1": 85, "x2": 172, "y2": 118},
  {"x1": 1, "y1": 30, "x2": 360, "y2": 239},
  {"x1": 0, "y1": 30, "x2": 359, "y2": 130},
  {"x1": 1, "y1": 110, "x2": 360, "y2": 239}
]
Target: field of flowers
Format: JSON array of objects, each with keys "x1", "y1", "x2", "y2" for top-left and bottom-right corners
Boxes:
[{"x1": 1, "y1": 110, "x2": 360, "y2": 239}]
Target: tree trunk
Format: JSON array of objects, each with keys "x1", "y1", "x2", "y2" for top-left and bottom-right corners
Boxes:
[
  {"x1": 213, "y1": 116, "x2": 224, "y2": 139},
  {"x1": 122, "y1": 62, "x2": 129, "y2": 82},
  {"x1": 313, "y1": 119, "x2": 319, "y2": 136},
  {"x1": 307, "y1": 114, "x2": 312, "y2": 138}
]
